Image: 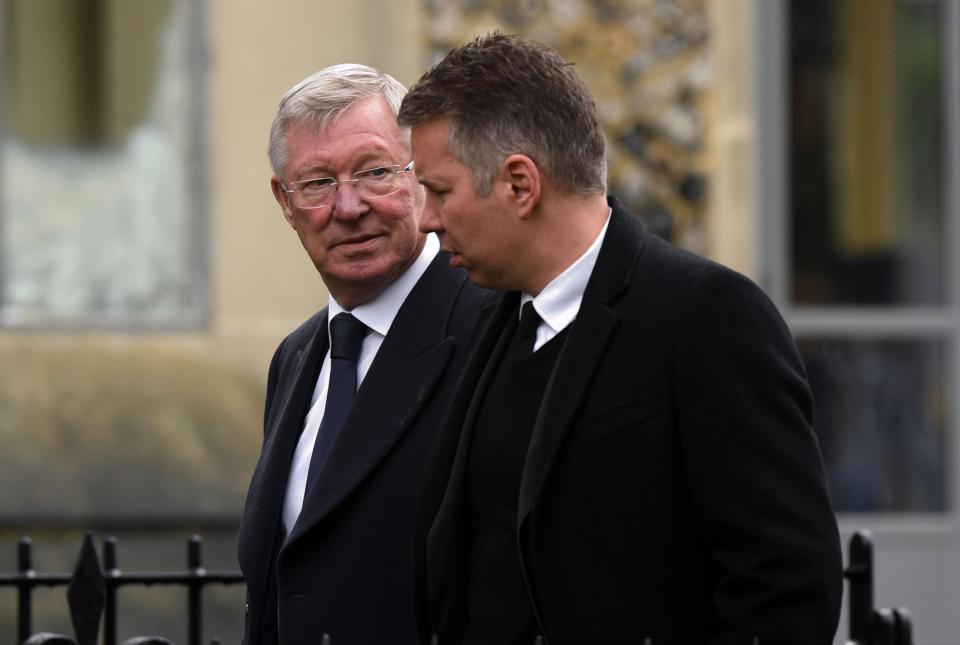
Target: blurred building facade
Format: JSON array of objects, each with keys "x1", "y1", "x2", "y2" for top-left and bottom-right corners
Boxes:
[{"x1": 0, "y1": 0, "x2": 957, "y2": 642}]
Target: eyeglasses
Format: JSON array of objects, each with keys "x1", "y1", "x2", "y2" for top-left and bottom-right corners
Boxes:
[{"x1": 282, "y1": 161, "x2": 415, "y2": 209}]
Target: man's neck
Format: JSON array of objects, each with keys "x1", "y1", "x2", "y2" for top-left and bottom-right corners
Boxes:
[{"x1": 522, "y1": 192, "x2": 609, "y2": 296}]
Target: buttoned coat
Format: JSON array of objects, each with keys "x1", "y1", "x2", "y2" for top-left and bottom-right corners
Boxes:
[
  {"x1": 417, "y1": 198, "x2": 843, "y2": 645},
  {"x1": 238, "y1": 252, "x2": 490, "y2": 645}
]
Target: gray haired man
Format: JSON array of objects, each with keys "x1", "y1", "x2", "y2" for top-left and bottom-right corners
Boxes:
[{"x1": 237, "y1": 64, "x2": 490, "y2": 645}]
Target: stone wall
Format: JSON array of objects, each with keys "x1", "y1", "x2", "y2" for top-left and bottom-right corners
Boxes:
[{"x1": 424, "y1": 0, "x2": 712, "y2": 250}]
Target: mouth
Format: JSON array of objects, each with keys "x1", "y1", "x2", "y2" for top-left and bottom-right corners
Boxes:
[
  {"x1": 334, "y1": 233, "x2": 381, "y2": 250},
  {"x1": 442, "y1": 247, "x2": 464, "y2": 268}
]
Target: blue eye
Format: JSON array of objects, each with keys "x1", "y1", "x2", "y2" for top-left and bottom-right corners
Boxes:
[
  {"x1": 297, "y1": 178, "x2": 336, "y2": 197},
  {"x1": 304, "y1": 177, "x2": 336, "y2": 189}
]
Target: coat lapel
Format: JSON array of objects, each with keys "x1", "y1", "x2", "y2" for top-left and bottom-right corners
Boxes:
[
  {"x1": 517, "y1": 201, "x2": 644, "y2": 526},
  {"x1": 425, "y1": 291, "x2": 519, "y2": 616},
  {"x1": 287, "y1": 254, "x2": 467, "y2": 545},
  {"x1": 238, "y1": 312, "x2": 328, "y2": 588}
]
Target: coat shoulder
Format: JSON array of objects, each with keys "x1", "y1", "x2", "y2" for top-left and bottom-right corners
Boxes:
[
  {"x1": 280, "y1": 308, "x2": 327, "y2": 354},
  {"x1": 606, "y1": 198, "x2": 763, "y2": 303}
]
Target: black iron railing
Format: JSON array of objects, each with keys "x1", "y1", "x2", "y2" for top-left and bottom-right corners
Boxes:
[
  {"x1": 845, "y1": 530, "x2": 913, "y2": 645},
  {"x1": 0, "y1": 532, "x2": 243, "y2": 645},
  {"x1": 0, "y1": 529, "x2": 912, "y2": 645}
]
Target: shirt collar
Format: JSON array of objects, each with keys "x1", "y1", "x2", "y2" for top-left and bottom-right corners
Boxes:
[
  {"x1": 329, "y1": 233, "x2": 440, "y2": 338},
  {"x1": 520, "y1": 208, "x2": 612, "y2": 332}
]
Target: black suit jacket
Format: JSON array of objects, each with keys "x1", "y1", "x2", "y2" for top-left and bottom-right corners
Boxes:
[
  {"x1": 418, "y1": 198, "x2": 843, "y2": 645},
  {"x1": 238, "y1": 252, "x2": 491, "y2": 645}
]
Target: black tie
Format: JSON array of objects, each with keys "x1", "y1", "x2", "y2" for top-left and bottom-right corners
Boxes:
[
  {"x1": 515, "y1": 301, "x2": 543, "y2": 360},
  {"x1": 305, "y1": 312, "x2": 368, "y2": 492}
]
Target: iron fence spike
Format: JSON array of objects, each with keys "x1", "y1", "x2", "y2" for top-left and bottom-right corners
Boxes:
[
  {"x1": 66, "y1": 533, "x2": 105, "y2": 645},
  {"x1": 103, "y1": 537, "x2": 118, "y2": 572},
  {"x1": 188, "y1": 534, "x2": 203, "y2": 570},
  {"x1": 18, "y1": 537, "x2": 33, "y2": 572}
]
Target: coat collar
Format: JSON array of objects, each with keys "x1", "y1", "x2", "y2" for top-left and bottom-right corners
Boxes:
[
  {"x1": 240, "y1": 252, "x2": 468, "y2": 586},
  {"x1": 237, "y1": 310, "x2": 328, "y2": 594},
  {"x1": 516, "y1": 196, "x2": 644, "y2": 523}
]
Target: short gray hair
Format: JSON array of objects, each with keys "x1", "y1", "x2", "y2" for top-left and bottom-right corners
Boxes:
[{"x1": 268, "y1": 64, "x2": 408, "y2": 177}]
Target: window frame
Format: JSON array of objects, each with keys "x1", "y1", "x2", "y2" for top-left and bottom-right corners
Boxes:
[
  {"x1": 0, "y1": 0, "x2": 211, "y2": 331},
  {"x1": 755, "y1": 0, "x2": 960, "y2": 528}
]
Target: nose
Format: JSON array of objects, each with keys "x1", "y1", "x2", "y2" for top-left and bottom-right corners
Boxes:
[
  {"x1": 331, "y1": 181, "x2": 368, "y2": 221},
  {"x1": 419, "y1": 192, "x2": 443, "y2": 234}
]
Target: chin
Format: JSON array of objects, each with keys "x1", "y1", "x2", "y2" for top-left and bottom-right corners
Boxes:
[{"x1": 464, "y1": 269, "x2": 500, "y2": 290}]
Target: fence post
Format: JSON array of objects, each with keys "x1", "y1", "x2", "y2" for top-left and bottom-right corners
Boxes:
[
  {"x1": 845, "y1": 530, "x2": 874, "y2": 643},
  {"x1": 18, "y1": 537, "x2": 34, "y2": 644},
  {"x1": 187, "y1": 535, "x2": 204, "y2": 645},
  {"x1": 102, "y1": 537, "x2": 120, "y2": 645}
]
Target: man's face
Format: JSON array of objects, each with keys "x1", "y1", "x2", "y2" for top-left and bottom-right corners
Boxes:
[
  {"x1": 271, "y1": 96, "x2": 425, "y2": 309},
  {"x1": 411, "y1": 118, "x2": 521, "y2": 290}
]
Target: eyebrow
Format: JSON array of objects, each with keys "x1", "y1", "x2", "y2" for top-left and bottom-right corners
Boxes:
[
  {"x1": 417, "y1": 173, "x2": 450, "y2": 192},
  {"x1": 296, "y1": 164, "x2": 332, "y2": 179},
  {"x1": 295, "y1": 149, "x2": 400, "y2": 179}
]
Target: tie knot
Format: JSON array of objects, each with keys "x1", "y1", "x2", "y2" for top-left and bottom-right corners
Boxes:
[
  {"x1": 518, "y1": 301, "x2": 542, "y2": 340},
  {"x1": 329, "y1": 313, "x2": 368, "y2": 361}
]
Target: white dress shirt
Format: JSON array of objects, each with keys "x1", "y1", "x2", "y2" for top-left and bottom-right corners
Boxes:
[
  {"x1": 282, "y1": 233, "x2": 440, "y2": 532},
  {"x1": 520, "y1": 210, "x2": 611, "y2": 352}
]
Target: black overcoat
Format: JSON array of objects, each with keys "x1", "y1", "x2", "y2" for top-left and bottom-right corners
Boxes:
[
  {"x1": 239, "y1": 252, "x2": 490, "y2": 645},
  {"x1": 417, "y1": 198, "x2": 843, "y2": 645}
]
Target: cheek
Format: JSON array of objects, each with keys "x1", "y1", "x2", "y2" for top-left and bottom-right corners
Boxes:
[
  {"x1": 393, "y1": 217, "x2": 420, "y2": 248},
  {"x1": 293, "y1": 208, "x2": 332, "y2": 232},
  {"x1": 437, "y1": 197, "x2": 463, "y2": 229},
  {"x1": 380, "y1": 201, "x2": 421, "y2": 249},
  {"x1": 380, "y1": 188, "x2": 419, "y2": 224}
]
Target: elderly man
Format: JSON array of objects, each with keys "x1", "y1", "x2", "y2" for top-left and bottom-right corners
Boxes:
[
  {"x1": 400, "y1": 33, "x2": 843, "y2": 645},
  {"x1": 237, "y1": 64, "x2": 489, "y2": 645}
]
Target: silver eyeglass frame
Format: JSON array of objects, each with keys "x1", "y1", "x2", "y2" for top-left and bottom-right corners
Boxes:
[{"x1": 281, "y1": 160, "x2": 415, "y2": 209}]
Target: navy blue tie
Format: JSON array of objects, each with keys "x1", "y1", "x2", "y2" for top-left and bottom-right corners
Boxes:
[{"x1": 305, "y1": 312, "x2": 368, "y2": 493}]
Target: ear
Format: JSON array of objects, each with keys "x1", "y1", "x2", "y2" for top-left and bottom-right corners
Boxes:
[
  {"x1": 271, "y1": 175, "x2": 297, "y2": 229},
  {"x1": 501, "y1": 154, "x2": 541, "y2": 218}
]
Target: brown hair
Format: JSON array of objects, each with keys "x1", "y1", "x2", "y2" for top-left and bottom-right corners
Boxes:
[{"x1": 399, "y1": 32, "x2": 606, "y2": 196}]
